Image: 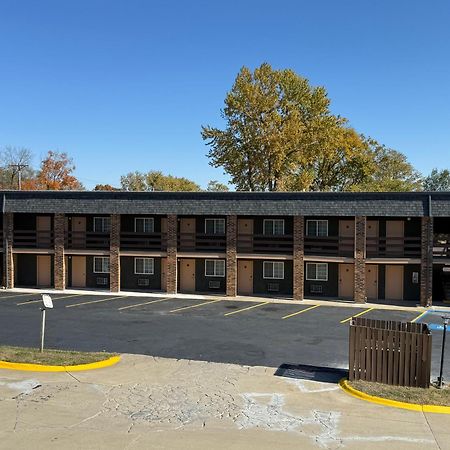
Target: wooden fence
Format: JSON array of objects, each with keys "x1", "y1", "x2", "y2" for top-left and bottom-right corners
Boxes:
[{"x1": 349, "y1": 317, "x2": 432, "y2": 388}]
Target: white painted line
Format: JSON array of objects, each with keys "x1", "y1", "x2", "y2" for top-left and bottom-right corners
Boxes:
[
  {"x1": 17, "y1": 294, "x2": 82, "y2": 306},
  {"x1": 118, "y1": 297, "x2": 172, "y2": 311},
  {"x1": 66, "y1": 296, "x2": 126, "y2": 308}
]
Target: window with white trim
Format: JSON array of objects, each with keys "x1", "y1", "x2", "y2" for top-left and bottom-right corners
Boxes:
[
  {"x1": 205, "y1": 218, "x2": 225, "y2": 235},
  {"x1": 93, "y1": 217, "x2": 111, "y2": 233},
  {"x1": 135, "y1": 217, "x2": 154, "y2": 233},
  {"x1": 263, "y1": 219, "x2": 285, "y2": 235},
  {"x1": 205, "y1": 259, "x2": 225, "y2": 277},
  {"x1": 134, "y1": 257, "x2": 154, "y2": 275},
  {"x1": 306, "y1": 220, "x2": 328, "y2": 237},
  {"x1": 93, "y1": 257, "x2": 110, "y2": 273},
  {"x1": 263, "y1": 261, "x2": 284, "y2": 279},
  {"x1": 306, "y1": 263, "x2": 328, "y2": 281}
]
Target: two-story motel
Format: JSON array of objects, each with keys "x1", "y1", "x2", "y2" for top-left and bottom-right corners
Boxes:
[{"x1": 1, "y1": 190, "x2": 450, "y2": 305}]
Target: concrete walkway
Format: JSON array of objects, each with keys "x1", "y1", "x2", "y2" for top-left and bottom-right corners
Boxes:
[{"x1": 0, "y1": 354, "x2": 448, "y2": 449}]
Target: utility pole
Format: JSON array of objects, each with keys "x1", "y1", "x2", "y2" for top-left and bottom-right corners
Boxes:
[{"x1": 8, "y1": 164, "x2": 28, "y2": 190}]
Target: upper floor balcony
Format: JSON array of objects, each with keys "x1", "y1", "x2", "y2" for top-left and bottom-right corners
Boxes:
[
  {"x1": 433, "y1": 234, "x2": 450, "y2": 259},
  {"x1": 178, "y1": 217, "x2": 226, "y2": 252},
  {"x1": 13, "y1": 230, "x2": 54, "y2": 249},
  {"x1": 304, "y1": 236, "x2": 354, "y2": 257},
  {"x1": 121, "y1": 231, "x2": 167, "y2": 251},
  {"x1": 65, "y1": 231, "x2": 110, "y2": 250},
  {"x1": 366, "y1": 236, "x2": 421, "y2": 258}
]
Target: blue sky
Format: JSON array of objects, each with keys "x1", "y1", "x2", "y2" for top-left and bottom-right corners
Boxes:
[{"x1": 1, "y1": 1, "x2": 449, "y2": 189}]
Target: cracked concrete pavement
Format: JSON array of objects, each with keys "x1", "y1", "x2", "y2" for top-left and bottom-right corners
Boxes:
[{"x1": 0, "y1": 354, "x2": 448, "y2": 449}]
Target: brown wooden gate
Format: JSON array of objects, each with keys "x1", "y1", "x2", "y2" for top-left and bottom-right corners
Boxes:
[{"x1": 348, "y1": 317, "x2": 432, "y2": 388}]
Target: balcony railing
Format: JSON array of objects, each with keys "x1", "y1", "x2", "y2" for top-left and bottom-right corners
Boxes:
[
  {"x1": 304, "y1": 236, "x2": 354, "y2": 257},
  {"x1": 65, "y1": 231, "x2": 109, "y2": 250},
  {"x1": 13, "y1": 230, "x2": 54, "y2": 248},
  {"x1": 178, "y1": 233, "x2": 226, "y2": 252},
  {"x1": 237, "y1": 234, "x2": 293, "y2": 254},
  {"x1": 120, "y1": 232, "x2": 167, "y2": 251},
  {"x1": 434, "y1": 234, "x2": 450, "y2": 258},
  {"x1": 366, "y1": 237, "x2": 421, "y2": 258}
]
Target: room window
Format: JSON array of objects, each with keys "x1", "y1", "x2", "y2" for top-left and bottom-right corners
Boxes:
[
  {"x1": 135, "y1": 217, "x2": 154, "y2": 233},
  {"x1": 135, "y1": 257, "x2": 154, "y2": 275},
  {"x1": 306, "y1": 263, "x2": 328, "y2": 281},
  {"x1": 263, "y1": 261, "x2": 284, "y2": 279},
  {"x1": 205, "y1": 218, "x2": 225, "y2": 234},
  {"x1": 205, "y1": 259, "x2": 226, "y2": 277},
  {"x1": 263, "y1": 219, "x2": 285, "y2": 235},
  {"x1": 93, "y1": 217, "x2": 111, "y2": 233},
  {"x1": 93, "y1": 257, "x2": 110, "y2": 274},
  {"x1": 306, "y1": 220, "x2": 328, "y2": 237}
]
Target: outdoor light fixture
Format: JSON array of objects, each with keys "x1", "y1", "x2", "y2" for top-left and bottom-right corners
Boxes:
[
  {"x1": 438, "y1": 315, "x2": 450, "y2": 389},
  {"x1": 40, "y1": 294, "x2": 53, "y2": 353}
]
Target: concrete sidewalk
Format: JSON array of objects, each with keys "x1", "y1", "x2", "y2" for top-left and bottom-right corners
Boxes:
[{"x1": 0, "y1": 354, "x2": 448, "y2": 449}]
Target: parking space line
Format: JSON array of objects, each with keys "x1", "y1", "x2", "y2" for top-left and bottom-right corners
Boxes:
[
  {"x1": 170, "y1": 299, "x2": 222, "y2": 313},
  {"x1": 66, "y1": 296, "x2": 125, "y2": 308},
  {"x1": 118, "y1": 297, "x2": 172, "y2": 311},
  {"x1": 17, "y1": 294, "x2": 82, "y2": 306},
  {"x1": 340, "y1": 307, "x2": 375, "y2": 324},
  {"x1": 282, "y1": 304, "x2": 320, "y2": 320},
  {"x1": 224, "y1": 301, "x2": 269, "y2": 317},
  {"x1": 0, "y1": 293, "x2": 37, "y2": 300},
  {"x1": 411, "y1": 310, "x2": 429, "y2": 323}
]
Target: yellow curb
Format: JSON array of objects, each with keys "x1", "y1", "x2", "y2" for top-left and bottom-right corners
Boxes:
[
  {"x1": 0, "y1": 355, "x2": 121, "y2": 372},
  {"x1": 339, "y1": 378, "x2": 450, "y2": 414}
]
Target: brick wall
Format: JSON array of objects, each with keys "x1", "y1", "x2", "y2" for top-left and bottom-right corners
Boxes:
[
  {"x1": 226, "y1": 215, "x2": 237, "y2": 297},
  {"x1": 166, "y1": 214, "x2": 177, "y2": 294},
  {"x1": 293, "y1": 216, "x2": 304, "y2": 301},
  {"x1": 54, "y1": 213, "x2": 65, "y2": 290},
  {"x1": 420, "y1": 216, "x2": 433, "y2": 307},
  {"x1": 354, "y1": 216, "x2": 367, "y2": 303},
  {"x1": 3, "y1": 213, "x2": 14, "y2": 288},
  {"x1": 110, "y1": 214, "x2": 121, "y2": 292}
]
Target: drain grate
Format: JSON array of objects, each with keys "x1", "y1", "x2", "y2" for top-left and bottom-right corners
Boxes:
[{"x1": 275, "y1": 363, "x2": 348, "y2": 383}]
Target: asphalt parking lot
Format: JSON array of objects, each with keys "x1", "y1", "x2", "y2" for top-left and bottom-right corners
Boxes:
[{"x1": 1, "y1": 291, "x2": 449, "y2": 378}]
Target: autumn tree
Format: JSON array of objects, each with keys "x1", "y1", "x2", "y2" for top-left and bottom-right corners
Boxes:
[
  {"x1": 35, "y1": 151, "x2": 84, "y2": 190},
  {"x1": 120, "y1": 170, "x2": 200, "y2": 191},
  {"x1": 93, "y1": 184, "x2": 119, "y2": 191},
  {"x1": 206, "y1": 180, "x2": 229, "y2": 191},
  {"x1": 0, "y1": 146, "x2": 36, "y2": 189},
  {"x1": 422, "y1": 168, "x2": 450, "y2": 191}
]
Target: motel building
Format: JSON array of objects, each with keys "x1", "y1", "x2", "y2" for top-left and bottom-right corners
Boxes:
[{"x1": 0, "y1": 190, "x2": 449, "y2": 306}]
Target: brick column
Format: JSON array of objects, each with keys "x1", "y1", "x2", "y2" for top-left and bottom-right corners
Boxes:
[
  {"x1": 420, "y1": 216, "x2": 433, "y2": 307},
  {"x1": 54, "y1": 213, "x2": 65, "y2": 290},
  {"x1": 226, "y1": 215, "x2": 237, "y2": 297},
  {"x1": 293, "y1": 216, "x2": 304, "y2": 301},
  {"x1": 354, "y1": 216, "x2": 367, "y2": 303},
  {"x1": 110, "y1": 214, "x2": 120, "y2": 292},
  {"x1": 166, "y1": 214, "x2": 177, "y2": 294},
  {"x1": 3, "y1": 213, "x2": 14, "y2": 288}
]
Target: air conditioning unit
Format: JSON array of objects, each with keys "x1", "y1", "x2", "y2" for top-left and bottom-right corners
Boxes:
[
  {"x1": 96, "y1": 277, "x2": 108, "y2": 286},
  {"x1": 208, "y1": 281, "x2": 221, "y2": 289},
  {"x1": 310, "y1": 284, "x2": 323, "y2": 294},
  {"x1": 267, "y1": 283, "x2": 279, "y2": 292},
  {"x1": 138, "y1": 278, "x2": 150, "y2": 287}
]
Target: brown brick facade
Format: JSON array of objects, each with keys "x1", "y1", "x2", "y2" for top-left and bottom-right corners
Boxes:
[
  {"x1": 420, "y1": 216, "x2": 433, "y2": 307},
  {"x1": 166, "y1": 214, "x2": 177, "y2": 294},
  {"x1": 54, "y1": 213, "x2": 65, "y2": 290},
  {"x1": 293, "y1": 216, "x2": 304, "y2": 301},
  {"x1": 226, "y1": 215, "x2": 237, "y2": 297},
  {"x1": 110, "y1": 214, "x2": 121, "y2": 292},
  {"x1": 3, "y1": 212, "x2": 14, "y2": 288},
  {"x1": 354, "y1": 216, "x2": 366, "y2": 303}
]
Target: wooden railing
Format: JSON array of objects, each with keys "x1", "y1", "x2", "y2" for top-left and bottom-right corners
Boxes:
[
  {"x1": 120, "y1": 232, "x2": 167, "y2": 251},
  {"x1": 366, "y1": 237, "x2": 421, "y2": 258},
  {"x1": 304, "y1": 236, "x2": 354, "y2": 257},
  {"x1": 433, "y1": 234, "x2": 450, "y2": 258},
  {"x1": 65, "y1": 231, "x2": 109, "y2": 250},
  {"x1": 237, "y1": 234, "x2": 293, "y2": 254},
  {"x1": 178, "y1": 233, "x2": 226, "y2": 252},
  {"x1": 13, "y1": 230, "x2": 54, "y2": 248}
]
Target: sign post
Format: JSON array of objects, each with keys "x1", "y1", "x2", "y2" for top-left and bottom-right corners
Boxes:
[
  {"x1": 438, "y1": 315, "x2": 450, "y2": 388},
  {"x1": 40, "y1": 294, "x2": 53, "y2": 353}
]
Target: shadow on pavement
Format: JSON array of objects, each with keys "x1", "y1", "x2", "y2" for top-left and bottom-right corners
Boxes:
[{"x1": 274, "y1": 363, "x2": 348, "y2": 384}]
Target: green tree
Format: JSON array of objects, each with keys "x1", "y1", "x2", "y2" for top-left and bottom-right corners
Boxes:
[
  {"x1": 206, "y1": 180, "x2": 229, "y2": 191},
  {"x1": 120, "y1": 170, "x2": 200, "y2": 191},
  {"x1": 423, "y1": 168, "x2": 450, "y2": 191}
]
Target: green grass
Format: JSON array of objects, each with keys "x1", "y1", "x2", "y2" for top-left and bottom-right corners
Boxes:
[
  {"x1": 0, "y1": 345, "x2": 116, "y2": 366},
  {"x1": 349, "y1": 380, "x2": 450, "y2": 406}
]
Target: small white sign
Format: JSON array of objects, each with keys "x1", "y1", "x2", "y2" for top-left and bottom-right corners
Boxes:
[{"x1": 42, "y1": 294, "x2": 53, "y2": 309}]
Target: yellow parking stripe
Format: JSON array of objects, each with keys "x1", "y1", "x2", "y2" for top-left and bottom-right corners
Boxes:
[
  {"x1": 411, "y1": 310, "x2": 428, "y2": 323},
  {"x1": 224, "y1": 301, "x2": 269, "y2": 317},
  {"x1": 66, "y1": 296, "x2": 125, "y2": 308},
  {"x1": 340, "y1": 307, "x2": 375, "y2": 324},
  {"x1": 118, "y1": 297, "x2": 172, "y2": 311},
  {"x1": 17, "y1": 294, "x2": 82, "y2": 306},
  {"x1": 282, "y1": 304, "x2": 320, "y2": 320},
  {"x1": 170, "y1": 299, "x2": 222, "y2": 313}
]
